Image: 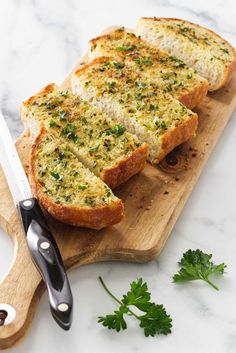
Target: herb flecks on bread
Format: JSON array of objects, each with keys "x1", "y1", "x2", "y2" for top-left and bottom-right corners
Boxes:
[
  {"x1": 137, "y1": 18, "x2": 236, "y2": 91},
  {"x1": 22, "y1": 84, "x2": 147, "y2": 189},
  {"x1": 72, "y1": 57, "x2": 198, "y2": 163},
  {"x1": 29, "y1": 129, "x2": 124, "y2": 229},
  {"x1": 89, "y1": 28, "x2": 208, "y2": 108}
]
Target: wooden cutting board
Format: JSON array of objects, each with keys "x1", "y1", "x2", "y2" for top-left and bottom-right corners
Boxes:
[{"x1": 0, "y1": 29, "x2": 236, "y2": 349}]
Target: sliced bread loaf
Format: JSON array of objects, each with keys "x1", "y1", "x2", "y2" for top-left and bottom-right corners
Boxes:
[
  {"x1": 71, "y1": 57, "x2": 198, "y2": 164},
  {"x1": 89, "y1": 28, "x2": 208, "y2": 108},
  {"x1": 29, "y1": 128, "x2": 124, "y2": 229},
  {"x1": 22, "y1": 84, "x2": 147, "y2": 189},
  {"x1": 136, "y1": 18, "x2": 236, "y2": 91}
]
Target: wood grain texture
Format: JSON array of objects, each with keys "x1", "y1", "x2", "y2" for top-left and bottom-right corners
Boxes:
[{"x1": 0, "y1": 30, "x2": 236, "y2": 349}]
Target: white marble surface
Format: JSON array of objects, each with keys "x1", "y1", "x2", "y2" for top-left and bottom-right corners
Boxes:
[{"x1": 0, "y1": 0, "x2": 236, "y2": 352}]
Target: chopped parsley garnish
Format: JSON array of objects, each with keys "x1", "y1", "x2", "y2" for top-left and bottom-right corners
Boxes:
[
  {"x1": 143, "y1": 59, "x2": 153, "y2": 66},
  {"x1": 46, "y1": 102, "x2": 57, "y2": 110},
  {"x1": 161, "y1": 121, "x2": 167, "y2": 130},
  {"x1": 78, "y1": 184, "x2": 88, "y2": 191},
  {"x1": 49, "y1": 119, "x2": 56, "y2": 127},
  {"x1": 104, "y1": 186, "x2": 111, "y2": 197},
  {"x1": 51, "y1": 172, "x2": 62, "y2": 181},
  {"x1": 108, "y1": 81, "x2": 116, "y2": 88},
  {"x1": 60, "y1": 90, "x2": 68, "y2": 97},
  {"x1": 148, "y1": 104, "x2": 158, "y2": 112},
  {"x1": 58, "y1": 111, "x2": 68, "y2": 121},
  {"x1": 169, "y1": 56, "x2": 186, "y2": 68},
  {"x1": 137, "y1": 82, "x2": 147, "y2": 89},
  {"x1": 113, "y1": 62, "x2": 125, "y2": 69},
  {"x1": 111, "y1": 124, "x2": 126, "y2": 136},
  {"x1": 85, "y1": 196, "x2": 95, "y2": 207},
  {"x1": 61, "y1": 122, "x2": 78, "y2": 143},
  {"x1": 220, "y1": 48, "x2": 229, "y2": 54},
  {"x1": 81, "y1": 116, "x2": 87, "y2": 125},
  {"x1": 115, "y1": 45, "x2": 136, "y2": 52}
]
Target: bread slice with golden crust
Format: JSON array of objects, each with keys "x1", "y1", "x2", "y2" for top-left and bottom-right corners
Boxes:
[
  {"x1": 29, "y1": 128, "x2": 124, "y2": 229},
  {"x1": 22, "y1": 83, "x2": 147, "y2": 189},
  {"x1": 71, "y1": 56, "x2": 198, "y2": 164},
  {"x1": 137, "y1": 18, "x2": 236, "y2": 91},
  {"x1": 89, "y1": 28, "x2": 208, "y2": 109}
]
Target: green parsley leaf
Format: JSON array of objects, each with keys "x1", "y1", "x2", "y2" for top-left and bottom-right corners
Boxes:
[
  {"x1": 108, "y1": 81, "x2": 116, "y2": 88},
  {"x1": 78, "y1": 184, "x2": 88, "y2": 190},
  {"x1": 115, "y1": 45, "x2": 136, "y2": 52},
  {"x1": 50, "y1": 172, "x2": 62, "y2": 181},
  {"x1": 49, "y1": 119, "x2": 56, "y2": 127},
  {"x1": 137, "y1": 82, "x2": 147, "y2": 89},
  {"x1": 143, "y1": 59, "x2": 153, "y2": 66},
  {"x1": 58, "y1": 111, "x2": 67, "y2": 121},
  {"x1": 81, "y1": 116, "x2": 87, "y2": 125},
  {"x1": 61, "y1": 122, "x2": 78, "y2": 143},
  {"x1": 113, "y1": 61, "x2": 125, "y2": 69},
  {"x1": 173, "y1": 249, "x2": 227, "y2": 290},
  {"x1": 169, "y1": 56, "x2": 186, "y2": 68},
  {"x1": 161, "y1": 121, "x2": 167, "y2": 130},
  {"x1": 111, "y1": 124, "x2": 126, "y2": 136},
  {"x1": 98, "y1": 276, "x2": 172, "y2": 337},
  {"x1": 220, "y1": 48, "x2": 229, "y2": 54},
  {"x1": 60, "y1": 90, "x2": 68, "y2": 97}
]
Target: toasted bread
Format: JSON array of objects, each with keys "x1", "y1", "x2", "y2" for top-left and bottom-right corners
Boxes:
[
  {"x1": 29, "y1": 128, "x2": 124, "y2": 229},
  {"x1": 71, "y1": 57, "x2": 198, "y2": 164},
  {"x1": 89, "y1": 28, "x2": 208, "y2": 108},
  {"x1": 137, "y1": 18, "x2": 236, "y2": 91},
  {"x1": 22, "y1": 84, "x2": 148, "y2": 189}
]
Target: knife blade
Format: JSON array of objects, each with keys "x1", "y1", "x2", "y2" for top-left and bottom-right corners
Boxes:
[{"x1": 0, "y1": 111, "x2": 73, "y2": 330}]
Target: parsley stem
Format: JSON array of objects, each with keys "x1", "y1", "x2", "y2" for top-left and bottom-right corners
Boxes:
[
  {"x1": 204, "y1": 278, "x2": 219, "y2": 291},
  {"x1": 98, "y1": 276, "x2": 140, "y2": 320},
  {"x1": 98, "y1": 276, "x2": 123, "y2": 306}
]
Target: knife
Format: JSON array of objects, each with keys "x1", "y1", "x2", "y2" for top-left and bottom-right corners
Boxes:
[{"x1": 0, "y1": 111, "x2": 73, "y2": 330}]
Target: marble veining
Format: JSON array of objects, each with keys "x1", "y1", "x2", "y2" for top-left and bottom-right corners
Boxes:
[{"x1": 0, "y1": 0, "x2": 236, "y2": 352}]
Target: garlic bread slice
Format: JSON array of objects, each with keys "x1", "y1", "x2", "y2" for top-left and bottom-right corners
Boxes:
[
  {"x1": 29, "y1": 128, "x2": 124, "y2": 229},
  {"x1": 72, "y1": 57, "x2": 198, "y2": 164},
  {"x1": 22, "y1": 84, "x2": 147, "y2": 189},
  {"x1": 137, "y1": 18, "x2": 236, "y2": 91},
  {"x1": 89, "y1": 27, "x2": 208, "y2": 108}
]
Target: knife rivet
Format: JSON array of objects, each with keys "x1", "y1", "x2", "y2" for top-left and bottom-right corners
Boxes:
[
  {"x1": 40, "y1": 241, "x2": 50, "y2": 250},
  {"x1": 57, "y1": 303, "x2": 69, "y2": 312},
  {"x1": 23, "y1": 200, "x2": 32, "y2": 207}
]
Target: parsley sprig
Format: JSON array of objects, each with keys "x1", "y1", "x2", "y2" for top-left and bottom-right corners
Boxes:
[
  {"x1": 98, "y1": 276, "x2": 172, "y2": 337},
  {"x1": 173, "y1": 249, "x2": 226, "y2": 290}
]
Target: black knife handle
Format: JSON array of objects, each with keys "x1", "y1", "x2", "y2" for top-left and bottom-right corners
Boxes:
[{"x1": 18, "y1": 197, "x2": 73, "y2": 330}]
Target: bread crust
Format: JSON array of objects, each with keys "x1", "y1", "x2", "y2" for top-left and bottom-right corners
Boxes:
[
  {"x1": 75, "y1": 57, "x2": 109, "y2": 76},
  {"x1": 179, "y1": 80, "x2": 209, "y2": 109},
  {"x1": 21, "y1": 83, "x2": 57, "y2": 130},
  {"x1": 23, "y1": 83, "x2": 57, "y2": 107},
  {"x1": 101, "y1": 144, "x2": 148, "y2": 189},
  {"x1": 29, "y1": 128, "x2": 124, "y2": 230},
  {"x1": 137, "y1": 18, "x2": 236, "y2": 90},
  {"x1": 155, "y1": 113, "x2": 198, "y2": 163}
]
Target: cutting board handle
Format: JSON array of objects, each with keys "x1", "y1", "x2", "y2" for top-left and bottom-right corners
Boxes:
[{"x1": 0, "y1": 212, "x2": 43, "y2": 350}]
